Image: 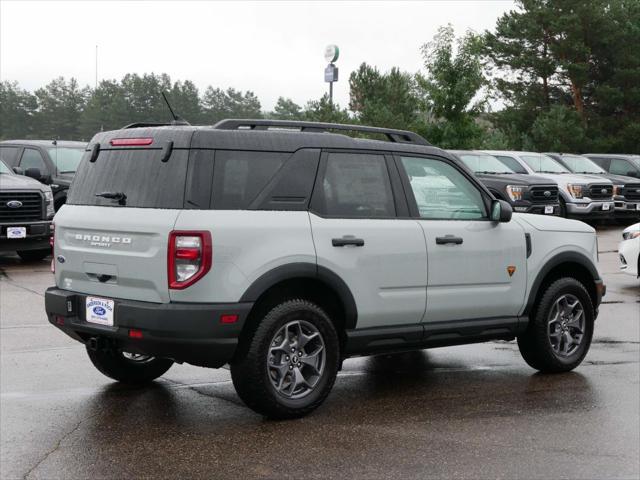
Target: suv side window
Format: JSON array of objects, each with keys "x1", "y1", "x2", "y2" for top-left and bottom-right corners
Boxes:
[
  {"x1": 314, "y1": 152, "x2": 396, "y2": 218},
  {"x1": 0, "y1": 146, "x2": 21, "y2": 166},
  {"x1": 20, "y1": 148, "x2": 48, "y2": 174},
  {"x1": 212, "y1": 150, "x2": 288, "y2": 209},
  {"x1": 494, "y1": 155, "x2": 527, "y2": 174},
  {"x1": 400, "y1": 156, "x2": 487, "y2": 220}
]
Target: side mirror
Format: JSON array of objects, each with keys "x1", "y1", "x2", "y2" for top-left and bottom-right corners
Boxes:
[
  {"x1": 25, "y1": 167, "x2": 42, "y2": 180},
  {"x1": 12, "y1": 166, "x2": 24, "y2": 175},
  {"x1": 491, "y1": 199, "x2": 513, "y2": 223}
]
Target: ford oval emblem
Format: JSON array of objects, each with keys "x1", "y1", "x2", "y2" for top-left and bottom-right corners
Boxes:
[
  {"x1": 543, "y1": 190, "x2": 551, "y2": 197},
  {"x1": 93, "y1": 306, "x2": 106, "y2": 316},
  {"x1": 6, "y1": 200, "x2": 22, "y2": 208},
  {"x1": 601, "y1": 188, "x2": 607, "y2": 194},
  {"x1": 56, "y1": 255, "x2": 66, "y2": 264}
]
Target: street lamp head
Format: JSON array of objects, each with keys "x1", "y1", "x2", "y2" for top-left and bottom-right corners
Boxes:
[{"x1": 324, "y1": 44, "x2": 340, "y2": 63}]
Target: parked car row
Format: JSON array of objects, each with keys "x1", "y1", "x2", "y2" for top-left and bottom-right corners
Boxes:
[
  {"x1": 449, "y1": 150, "x2": 640, "y2": 223},
  {"x1": 0, "y1": 140, "x2": 85, "y2": 260}
]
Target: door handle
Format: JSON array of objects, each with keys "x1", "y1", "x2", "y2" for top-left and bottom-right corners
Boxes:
[
  {"x1": 332, "y1": 237, "x2": 365, "y2": 247},
  {"x1": 435, "y1": 235, "x2": 463, "y2": 245}
]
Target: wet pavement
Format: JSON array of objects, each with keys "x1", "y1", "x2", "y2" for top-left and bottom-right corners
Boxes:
[{"x1": 1, "y1": 223, "x2": 638, "y2": 479}]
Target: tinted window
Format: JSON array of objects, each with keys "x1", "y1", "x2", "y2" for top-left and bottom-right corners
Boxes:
[
  {"x1": 520, "y1": 154, "x2": 569, "y2": 173},
  {"x1": 67, "y1": 149, "x2": 189, "y2": 208},
  {"x1": 495, "y1": 155, "x2": 527, "y2": 174},
  {"x1": 20, "y1": 148, "x2": 48, "y2": 173},
  {"x1": 212, "y1": 150, "x2": 288, "y2": 209},
  {"x1": 456, "y1": 153, "x2": 514, "y2": 174},
  {"x1": 46, "y1": 147, "x2": 85, "y2": 173},
  {"x1": 401, "y1": 156, "x2": 486, "y2": 220},
  {"x1": 0, "y1": 146, "x2": 20, "y2": 166},
  {"x1": 317, "y1": 152, "x2": 395, "y2": 217},
  {"x1": 610, "y1": 158, "x2": 634, "y2": 176}
]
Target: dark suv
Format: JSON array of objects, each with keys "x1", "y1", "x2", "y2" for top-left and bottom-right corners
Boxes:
[
  {"x1": 0, "y1": 159, "x2": 55, "y2": 261},
  {"x1": 450, "y1": 150, "x2": 560, "y2": 216},
  {"x1": 0, "y1": 140, "x2": 86, "y2": 210},
  {"x1": 547, "y1": 153, "x2": 640, "y2": 219}
]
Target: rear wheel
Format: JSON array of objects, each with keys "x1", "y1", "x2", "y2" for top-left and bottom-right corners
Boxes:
[
  {"x1": 230, "y1": 299, "x2": 340, "y2": 419},
  {"x1": 86, "y1": 347, "x2": 173, "y2": 384},
  {"x1": 17, "y1": 249, "x2": 50, "y2": 262},
  {"x1": 518, "y1": 277, "x2": 594, "y2": 373}
]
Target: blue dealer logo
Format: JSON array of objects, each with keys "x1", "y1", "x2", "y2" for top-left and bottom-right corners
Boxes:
[{"x1": 93, "y1": 306, "x2": 106, "y2": 316}]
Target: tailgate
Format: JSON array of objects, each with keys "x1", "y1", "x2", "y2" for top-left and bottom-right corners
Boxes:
[{"x1": 54, "y1": 205, "x2": 179, "y2": 303}]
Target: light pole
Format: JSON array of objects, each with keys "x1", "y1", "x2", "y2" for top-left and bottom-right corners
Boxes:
[{"x1": 324, "y1": 45, "x2": 339, "y2": 107}]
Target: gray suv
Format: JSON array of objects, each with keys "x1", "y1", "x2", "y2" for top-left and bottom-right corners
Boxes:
[{"x1": 45, "y1": 120, "x2": 605, "y2": 418}]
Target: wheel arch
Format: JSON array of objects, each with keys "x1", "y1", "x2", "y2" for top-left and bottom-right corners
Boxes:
[
  {"x1": 524, "y1": 251, "x2": 600, "y2": 317},
  {"x1": 238, "y1": 263, "x2": 357, "y2": 342}
]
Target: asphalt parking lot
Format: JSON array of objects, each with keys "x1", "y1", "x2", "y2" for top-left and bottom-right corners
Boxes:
[{"x1": 1, "y1": 223, "x2": 638, "y2": 480}]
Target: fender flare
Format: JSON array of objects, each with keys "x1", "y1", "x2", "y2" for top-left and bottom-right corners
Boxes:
[
  {"x1": 239, "y1": 262, "x2": 358, "y2": 329},
  {"x1": 524, "y1": 250, "x2": 600, "y2": 315}
]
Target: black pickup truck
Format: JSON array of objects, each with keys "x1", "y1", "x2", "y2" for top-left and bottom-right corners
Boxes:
[
  {"x1": 449, "y1": 150, "x2": 560, "y2": 216},
  {"x1": 0, "y1": 159, "x2": 54, "y2": 261}
]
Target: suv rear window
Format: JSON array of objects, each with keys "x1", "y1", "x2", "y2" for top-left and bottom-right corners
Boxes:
[{"x1": 67, "y1": 149, "x2": 189, "y2": 208}]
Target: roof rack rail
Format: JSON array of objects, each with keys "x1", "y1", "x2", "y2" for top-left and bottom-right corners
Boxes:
[
  {"x1": 122, "y1": 120, "x2": 190, "y2": 129},
  {"x1": 213, "y1": 119, "x2": 430, "y2": 146}
]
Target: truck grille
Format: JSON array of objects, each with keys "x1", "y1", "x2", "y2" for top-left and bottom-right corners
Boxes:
[
  {"x1": 622, "y1": 184, "x2": 640, "y2": 200},
  {"x1": 529, "y1": 185, "x2": 559, "y2": 203},
  {"x1": 588, "y1": 184, "x2": 613, "y2": 200},
  {"x1": 0, "y1": 191, "x2": 43, "y2": 222}
]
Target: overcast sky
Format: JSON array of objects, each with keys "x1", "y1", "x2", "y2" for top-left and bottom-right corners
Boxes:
[{"x1": 1, "y1": 1, "x2": 516, "y2": 110}]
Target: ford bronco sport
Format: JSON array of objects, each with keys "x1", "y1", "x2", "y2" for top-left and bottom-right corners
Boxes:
[{"x1": 45, "y1": 120, "x2": 605, "y2": 419}]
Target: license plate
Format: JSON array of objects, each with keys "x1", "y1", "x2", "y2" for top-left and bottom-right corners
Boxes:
[
  {"x1": 544, "y1": 206, "x2": 554, "y2": 214},
  {"x1": 86, "y1": 297, "x2": 115, "y2": 326},
  {"x1": 602, "y1": 203, "x2": 610, "y2": 211},
  {"x1": 6, "y1": 227, "x2": 26, "y2": 239}
]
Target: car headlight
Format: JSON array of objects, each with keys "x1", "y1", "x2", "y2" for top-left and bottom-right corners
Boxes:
[
  {"x1": 622, "y1": 231, "x2": 640, "y2": 240},
  {"x1": 613, "y1": 184, "x2": 624, "y2": 196},
  {"x1": 44, "y1": 189, "x2": 55, "y2": 217},
  {"x1": 567, "y1": 184, "x2": 587, "y2": 199},
  {"x1": 506, "y1": 185, "x2": 525, "y2": 202}
]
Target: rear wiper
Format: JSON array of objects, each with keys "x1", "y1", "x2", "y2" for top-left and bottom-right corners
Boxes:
[{"x1": 95, "y1": 191, "x2": 127, "y2": 205}]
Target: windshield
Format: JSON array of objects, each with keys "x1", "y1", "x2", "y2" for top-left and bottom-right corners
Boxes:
[
  {"x1": 456, "y1": 153, "x2": 515, "y2": 174},
  {"x1": 521, "y1": 154, "x2": 570, "y2": 173},
  {"x1": 559, "y1": 155, "x2": 606, "y2": 174},
  {"x1": 46, "y1": 146, "x2": 86, "y2": 173},
  {"x1": 0, "y1": 159, "x2": 12, "y2": 174}
]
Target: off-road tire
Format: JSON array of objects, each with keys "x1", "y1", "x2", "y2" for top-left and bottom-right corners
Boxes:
[
  {"x1": 518, "y1": 277, "x2": 594, "y2": 373},
  {"x1": 230, "y1": 299, "x2": 340, "y2": 419},
  {"x1": 86, "y1": 347, "x2": 173, "y2": 384},
  {"x1": 17, "y1": 249, "x2": 50, "y2": 262}
]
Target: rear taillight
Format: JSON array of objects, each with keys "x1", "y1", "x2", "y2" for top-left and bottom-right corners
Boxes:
[
  {"x1": 168, "y1": 231, "x2": 212, "y2": 289},
  {"x1": 50, "y1": 223, "x2": 55, "y2": 274}
]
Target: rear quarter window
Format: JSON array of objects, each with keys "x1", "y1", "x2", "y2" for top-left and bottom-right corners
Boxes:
[{"x1": 67, "y1": 149, "x2": 189, "y2": 208}]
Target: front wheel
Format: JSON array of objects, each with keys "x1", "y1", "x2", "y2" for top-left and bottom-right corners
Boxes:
[
  {"x1": 230, "y1": 299, "x2": 340, "y2": 419},
  {"x1": 518, "y1": 277, "x2": 594, "y2": 373},
  {"x1": 86, "y1": 347, "x2": 173, "y2": 384}
]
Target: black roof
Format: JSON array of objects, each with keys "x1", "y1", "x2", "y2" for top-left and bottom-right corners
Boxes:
[{"x1": 89, "y1": 120, "x2": 448, "y2": 158}]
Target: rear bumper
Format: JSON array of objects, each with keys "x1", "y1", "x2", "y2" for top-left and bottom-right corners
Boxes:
[
  {"x1": 0, "y1": 221, "x2": 51, "y2": 253},
  {"x1": 45, "y1": 287, "x2": 252, "y2": 368}
]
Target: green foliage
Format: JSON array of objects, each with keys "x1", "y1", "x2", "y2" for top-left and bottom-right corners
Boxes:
[
  {"x1": 302, "y1": 95, "x2": 351, "y2": 124},
  {"x1": 201, "y1": 87, "x2": 262, "y2": 124},
  {"x1": 530, "y1": 105, "x2": 586, "y2": 151},
  {"x1": 0, "y1": 81, "x2": 38, "y2": 139},
  {"x1": 270, "y1": 97, "x2": 304, "y2": 120},
  {"x1": 416, "y1": 24, "x2": 488, "y2": 148},
  {"x1": 34, "y1": 77, "x2": 89, "y2": 140},
  {"x1": 349, "y1": 63, "x2": 420, "y2": 129}
]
